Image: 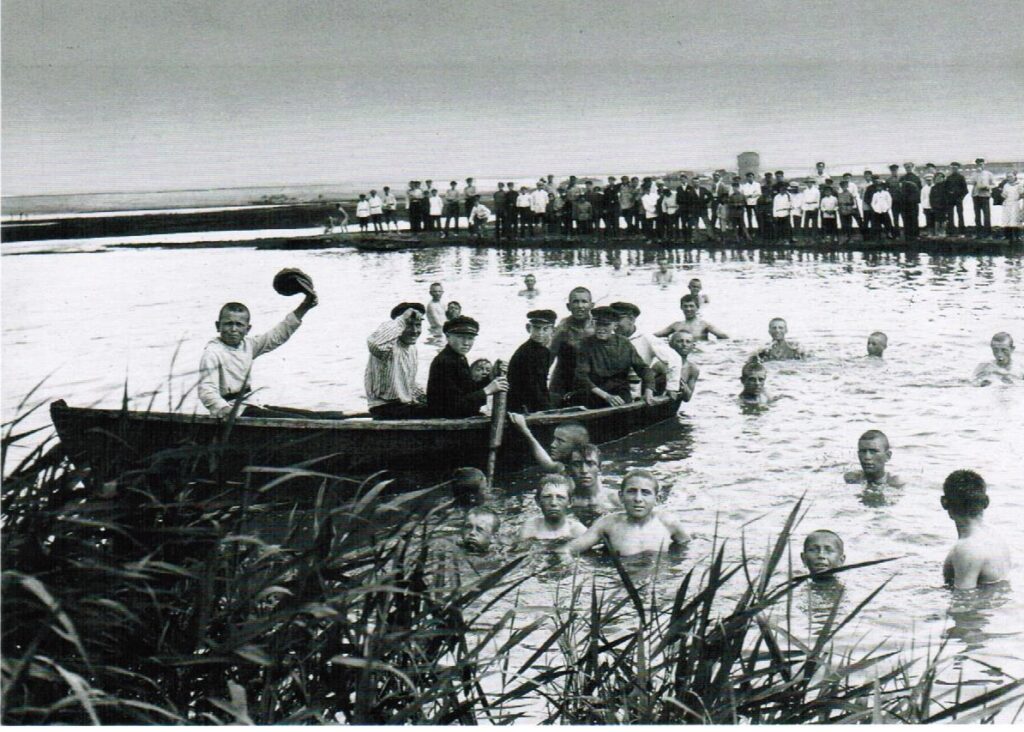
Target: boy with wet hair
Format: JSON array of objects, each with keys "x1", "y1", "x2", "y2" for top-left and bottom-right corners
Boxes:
[
  {"x1": 508, "y1": 414, "x2": 589, "y2": 473},
  {"x1": 688, "y1": 278, "x2": 710, "y2": 307},
  {"x1": 941, "y1": 470, "x2": 1011, "y2": 589},
  {"x1": 426, "y1": 282, "x2": 445, "y2": 332},
  {"x1": 973, "y1": 332, "x2": 1020, "y2": 384},
  {"x1": 755, "y1": 317, "x2": 809, "y2": 361},
  {"x1": 654, "y1": 294, "x2": 728, "y2": 341},
  {"x1": 462, "y1": 507, "x2": 501, "y2": 554},
  {"x1": 451, "y1": 467, "x2": 488, "y2": 508},
  {"x1": 563, "y1": 469, "x2": 689, "y2": 557},
  {"x1": 519, "y1": 474, "x2": 587, "y2": 542},
  {"x1": 866, "y1": 331, "x2": 888, "y2": 358},
  {"x1": 738, "y1": 360, "x2": 769, "y2": 406},
  {"x1": 801, "y1": 530, "x2": 846, "y2": 582},
  {"x1": 844, "y1": 430, "x2": 904, "y2": 487},
  {"x1": 667, "y1": 331, "x2": 700, "y2": 403},
  {"x1": 566, "y1": 443, "x2": 620, "y2": 513},
  {"x1": 199, "y1": 290, "x2": 318, "y2": 417}
]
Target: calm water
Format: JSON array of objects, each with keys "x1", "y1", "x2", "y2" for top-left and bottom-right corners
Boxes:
[{"x1": 3, "y1": 244, "x2": 1024, "y2": 712}]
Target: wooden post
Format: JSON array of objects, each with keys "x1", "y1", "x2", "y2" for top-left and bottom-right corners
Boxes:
[{"x1": 485, "y1": 360, "x2": 508, "y2": 487}]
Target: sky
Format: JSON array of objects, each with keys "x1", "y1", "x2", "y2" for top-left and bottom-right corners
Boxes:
[{"x1": 3, "y1": 0, "x2": 1023, "y2": 196}]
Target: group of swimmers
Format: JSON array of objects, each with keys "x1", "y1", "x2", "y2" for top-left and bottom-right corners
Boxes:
[{"x1": 197, "y1": 270, "x2": 1016, "y2": 588}]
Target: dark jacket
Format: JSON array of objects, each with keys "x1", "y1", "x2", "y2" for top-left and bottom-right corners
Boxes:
[
  {"x1": 427, "y1": 345, "x2": 488, "y2": 418},
  {"x1": 507, "y1": 338, "x2": 552, "y2": 413},
  {"x1": 946, "y1": 171, "x2": 969, "y2": 200}
]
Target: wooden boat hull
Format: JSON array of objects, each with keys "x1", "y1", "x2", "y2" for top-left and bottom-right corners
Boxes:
[{"x1": 50, "y1": 397, "x2": 683, "y2": 480}]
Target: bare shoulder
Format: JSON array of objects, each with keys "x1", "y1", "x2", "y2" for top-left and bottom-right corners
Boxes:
[
  {"x1": 843, "y1": 470, "x2": 863, "y2": 484},
  {"x1": 887, "y1": 473, "x2": 906, "y2": 488}
]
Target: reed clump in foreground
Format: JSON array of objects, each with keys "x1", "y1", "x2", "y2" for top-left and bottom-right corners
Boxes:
[{"x1": 3, "y1": 401, "x2": 1023, "y2": 724}]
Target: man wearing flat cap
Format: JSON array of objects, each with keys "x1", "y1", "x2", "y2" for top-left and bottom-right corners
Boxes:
[
  {"x1": 365, "y1": 302, "x2": 429, "y2": 419},
  {"x1": 610, "y1": 302, "x2": 680, "y2": 400},
  {"x1": 427, "y1": 315, "x2": 508, "y2": 418},
  {"x1": 572, "y1": 307, "x2": 655, "y2": 409},
  {"x1": 507, "y1": 309, "x2": 557, "y2": 413},
  {"x1": 946, "y1": 163, "x2": 969, "y2": 234}
]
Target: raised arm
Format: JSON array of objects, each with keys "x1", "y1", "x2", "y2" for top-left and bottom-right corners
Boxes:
[
  {"x1": 705, "y1": 322, "x2": 729, "y2": 340},
  {"x1": 653, "y1": 321, "x2": 681, "y2": 338},
  {"x1": 508, "y1": 412, "x2": 561, "y2": 472}
]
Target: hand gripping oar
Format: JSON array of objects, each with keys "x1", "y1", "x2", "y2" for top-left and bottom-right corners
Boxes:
[{"x1": 485, "y1": 360, "x2": 509, "y2": 488}]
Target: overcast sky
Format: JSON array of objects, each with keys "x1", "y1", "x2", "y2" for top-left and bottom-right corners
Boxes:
[{"x1": 3, "y1": 0, "x2": 1023, "y2": 195}]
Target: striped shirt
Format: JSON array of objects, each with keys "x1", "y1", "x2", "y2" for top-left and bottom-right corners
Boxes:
[{"x1": 364, "y1": 318, "x2": 424, "y2": 409}]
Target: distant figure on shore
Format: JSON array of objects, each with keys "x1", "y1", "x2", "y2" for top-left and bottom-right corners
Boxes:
[
  {"x1": 519, "y1": 474, "x2": 587, "y2": 542},
  {"x1": 973, "y1": 332, "x2": 1021, "y2": 385},
  {"x1": 426, "y1": 282, "x2": 445, "y2": 332},
  {"x1": 844, "y1": 430, "x2": 904, "y2": 488},
  {"x1": 941, "y1": 470, "x2": 1011, "y2": 589},
  {"x1": 801, "y1": 530, "x2": 846, "y2": 582},
  {"x1": 365, "y1": 302, "x2": 428, "y2": 419},
  {"x1": 198, "y1": 291, "x2": 318, "y2": 418},
  {"x1": 754, "y1": 317, "x2": 809, "y2": 361},
  {"x1": 451, "y1": 467, "x2": 488, "y2": 508},
  {"x1": 654, "y1": 294, "x2": 728, "y2": 341},
  {"x1": 461, "y1": 507, "x2": 501, "y2": 555},
  {"x1": 866, "y1": 331, "x2": 888, "y2": 358},
  {"x1": 507, "y1": 414, "x2": 588, "y2": 473},
  {"x1": 355, "y1": 194, "x2": 370, "y2": 232},
  {"x1": 428, "y1": 188, "x2": 444, "y2": 231},
  {"x1": 667, "y1": 332, "x2": 701, "y2": 403},
  {"x1": 382, "y1": 187, "x2": 398, "y2": 231},
  {"x1": 652, "y1": 258, "x2": 673, "y2": 285},
  {"x1": 738, "y1": 360, "x2": 770, "y2": 406},
  {"x1": 426, "y1": 316, "x2": 508, "y2": 418},
  {"x1": 566, "y1": 443, "x2": 620, "y2": 515},
  {"x1": 519, "y1": 273, "x2": 539, "y2": 298},
  {"x1": 507, "y1": 309, "x2": 556, "y2": 413},
  {"x1": 562, "y1": 470, "x2": 689, "y2": 557}
]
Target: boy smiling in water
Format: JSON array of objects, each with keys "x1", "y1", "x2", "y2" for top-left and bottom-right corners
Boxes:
[
  {"x1": 801, "y1": 530, "x2": 846, "y2": 582},
  {"x1": 518, "y1": 474, "x2": 587, "y2": 542},
  {"x1": 755, "y1": 317, "x2": 809, "y2": 361},
  {"x1": 563, "y1": 470, "x2": 689, "y2": 557},
  {"x1": 654, "y1": 294, "x2": 729, "y2": 341}
]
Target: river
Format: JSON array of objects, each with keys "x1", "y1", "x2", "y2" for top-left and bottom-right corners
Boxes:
[{"x1": 3, "y1": 243, "x2": 1023, "y2": 715}]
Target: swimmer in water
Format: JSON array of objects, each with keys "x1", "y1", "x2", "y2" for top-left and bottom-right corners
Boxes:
[
  {"x1": 755, "y1": 317, "x2": 809, "y2": 361},
  {"x1": 738, "y1": 360, "x2": 770, "y2": 406},
  {"x1": 843, "y1": 430, "x2": 905, "y2": 488},
  {"x1": 688, "y1": 278, "x2": 710, "y2": 307},
  {"x1": 801, "y1": 529, "x2": 846, "y2": 582},
  {"x1": 461, "y1": 506, "x2": 501, "y2": 555},
  {"x1": 507, "y1": 415, "x2": 589, "y2": 473},
  {"x1": 652, "y1": 258, "x2": 673, "y2": 285},
  {"x1": 566, "y1": 443, "x2": 620, "y2": 512},
  {"x1": 518, "y1": 474, "x2": 587, "y2": 542},
  {"x1": 445, "y1": 301, "x2": 462, "y2": 322},
  {"x1": 667, "y1": 331, "x2": 701, "y2": 402},
  {"x1": 563, "y1": 470, "x2": 689, "y2": 557},
  {"x1": 518, "y1": 273, "x2": 539, "y2": 298},
  {"x1": 866, "y1": 331, "x2": 888, "y2": 358},
  {"x1": 973, "y1": 332, "x2": 1020, "y2": 385},
  {"x1": 654, "y1": 294, "x2": 729, "y2": 341},
  {"x1": 450, "y1": 467, "x2": 488, "y2": 508},
  {"x1": 941, "y1": 470, "x2": 1011, "y2": 589}
]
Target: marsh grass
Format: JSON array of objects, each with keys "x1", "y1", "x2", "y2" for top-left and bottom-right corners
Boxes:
[{"x1": 3, "y1": 397, "x2": 1023, "y2": 724}]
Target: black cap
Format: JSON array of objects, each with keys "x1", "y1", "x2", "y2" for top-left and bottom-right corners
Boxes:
[
  {"x1": 443, "y1": 315, "x2": 480, "y2": 335},
  {"x1": 975, "y1": 157, "x2": 985, "y2": 163},
  {"x1": 591, "y1": 306, "x2": 618, "y2": 324},
  {"x1": 390, "y1": 302, "x2": 425, "y2": 319},
  {"x1": 609, "y1": 301, "x2": 641, "y2": 318},
  {"x1": 888, "y1": 164, "x2": 899, "y2": 170},
  {"x1": 950, "y1": 161, "x2": 961, "y2": 167},
  {"x1": 526, "y1": 309, "x2": 557, "y2": 325}
]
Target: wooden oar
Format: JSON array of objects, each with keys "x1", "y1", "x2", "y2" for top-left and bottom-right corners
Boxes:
[{"x1": 485, "y1": 360, "x2": 509, "y2": 487}]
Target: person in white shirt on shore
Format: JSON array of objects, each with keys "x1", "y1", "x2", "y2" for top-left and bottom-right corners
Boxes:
[
  {"x1": 801, "y1": 180, "x2": 821, "y2": 235},
  {"x1": 428, "y1": 188, "x2": 443, "y2": 231},
  {"x1": 530, "y1": 185, "x2": 550, "y2": 235},
  {"x1": 814, "y1": 161, "x2": 830, "y2": 186},
  {"x1": 355, "y1": 194, "x2": 371, "y2": 232},
  {"x1": 788, "y1": 182, "x2": 804, "y2": 236},
  {"x1": 999, "y1": 171, "x2": 1022, "y2": 245},
  {"x1": 368, "y1": 189, "x2": 384, "y2": 233},
  {"x1": 971, "y1": 157, "x2": 996, "y2": 234},
  {"x1": 819, "y1": 186, "x2": 839, "y2": 243},
  {"x1": 740, "y1": 172, "x2": 761, "y2": 230},
  {"x1": 773, "y1": 187, "x2": 796, "y2": 243},
  {"x1": 870, "y1": 178, "x2": 896, "y2": 239}
]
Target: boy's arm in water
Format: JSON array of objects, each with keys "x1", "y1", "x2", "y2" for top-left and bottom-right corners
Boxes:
[
  {"x1": 562, "y1": 516, "x2": 612, "y2": 556},
  {"x1": 658, "y1": 513, "x2": 691, "y2": 544},
  {"x1": 508, "y1": 412, "x2": 562, "y2": 472},
  {"x1": 679, "y1": 363, "x2": 700, "y2": 402},
  {"x1": 653, "y1": 320, "x2": 682, "y2": 338},
  {"x1": 704, "y1": 321, "x2": 729, "y2": 339}
]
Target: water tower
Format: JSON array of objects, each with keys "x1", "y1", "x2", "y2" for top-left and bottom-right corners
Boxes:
[{"x1": 738, "y1": 151, "x2": 760, "y2": 177}]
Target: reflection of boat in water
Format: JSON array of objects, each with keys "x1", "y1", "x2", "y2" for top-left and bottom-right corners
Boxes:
[{"x1": 50, "y1": 397, "x2": 684, "y2": 483}]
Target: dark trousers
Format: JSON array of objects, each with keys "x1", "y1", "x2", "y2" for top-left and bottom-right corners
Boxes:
[
  {"x1": 822, "y1": 217, "x2": 838, "y2": 238},
  {"x1": 443, "y1": 204, "x2": 459, "y2": 231},
  {"x1": 952, "y1": 200, "x2": 966, "y2": 231},
  {"x1": 973, "y1": 196, "x2": 991, "y2": 232},
  {"x1": 775, "y1": 216, "x2": 793, "y2": 241},
  {"x1": 873, "y1": 211, "x2": 894, "y2": 238},
  {"x1": 369, "y1": 402, "x2": 429, "y2": 420},
  {"x1": 495, "y1": 211, "x2": 508, "y2": 240},
  {"x1": 900, "y1": 202, "x2": 919, "y2": 239},
  {"x1": 745, "y1": 204, "x2": 757, "y2": 228},
  {"x1": 802, "y1": 210, "x2": 819, "y2": 232},
  {"x1": 681, "y1": 215, "x2": 696, "y2": 242},
  {"x1": 518, "y1": 209, "x2": 533, "y2": 236},
  {"x1": 603, "y1": 208, "x2": 620, "y2": 236},
  {"x1": 862, "y1": 210, "x2": 875, "y2": 236},
  {"x1": 408, "y1": 201, "x2": 424, "y2": 232},
  {"x1": 756, "y1": 207, "x2": 773, "y2": 239},
  {"x1": 839, "y1": 213, "x2": 854, "y2": 236}
]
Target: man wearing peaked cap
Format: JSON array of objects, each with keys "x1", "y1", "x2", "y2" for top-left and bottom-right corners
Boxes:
[
  {"x1": 571, "y1": 306, "x2": 656, "y2": 409},
  {"x1": 610, "y1": 301, "x2": 681, "y2": 399},
  {"x1": 507, "y1": 309, "x2": 558, "y2": 413},
  {"x1": 428, "y1": 315, "x2": 508, "y2": 417}
]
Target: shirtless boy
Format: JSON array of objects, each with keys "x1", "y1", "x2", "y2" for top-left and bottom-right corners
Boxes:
[
  {"x1": 654, "y1": 294, "x2": 729, "y2": 341},
  {"x1": 462, "y1": 507, "x2": 501, "y2": 555},
  {"x1": 451, "y1": 466, "x2": 488, "y2": 508},
  {"x1": 687, "y1": 278, "x2": 709, "y2": 307},
  {"x1": 667, "y1": 331, "x2": 701, "y2": 402},
  {"x1": 566, "y1": 443, "x2": 620, "y2": 512},
  {"x1": 426, "y1": 282, "x2": 445, "y2": 331},
  {"x1": 519, "y1": 274, "x2": 539, "y2": 298},
  {"x1": 973, "y1": 332, "x2": 1021, "y2": 385},
  {"x1": 866, "y1": 331, "x2": 888, "y2": 358},
  {"x1": 844, "y1": 430, "x2": 905, "y2": 487},
  {"x1": 738, "y1": 360, "x2": 770, "y2": 406},
  {"x1": 518, "y1": 474, "x2": 587, "y2": 542},
  {"x1": 941, "y1": 470, "x2": 1011, "y2": 589},
  {"x1": 755, "y1": 317, "x2": 809, "y2": 361},
  {"x1": 563, "y1": 470, "x2": 689, "y2": 557},
  {"x1": 198, "y1": 290, "x2": 318, "y2": 417},
  {"x1": 508, "y1": 414, "x2": 589, "y2": 473},
  {"x1": 801, "y1": 530, "x2": 846, "y2": 582}
]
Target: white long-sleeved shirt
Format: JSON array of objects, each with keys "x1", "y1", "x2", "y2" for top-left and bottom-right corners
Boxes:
[
  {"x1": 641, "y1": 191, "x2": 659, "y2": 218},
  {"x1": 921, "y1": 184, "x2": 933, "y2": 210},
  {"x1": 801, "y1": 187, "x2": 820, "y2": 211},
  {"x1": 530, "y1": 188, "x2": 549, "y2": 214},
  {"x1": 628, "y1": 332, "x2": 682, "y2": 394},
  {"x1": 790, "y1": 191, "x2": 805, "y2": 215},
  {"x1": 368, "y1": 195, "x2": 383, "y2": 215},
  {"x1": 972, "y1": 169, "x2": 995, "y2": 197},
  {"x1": 199, "y1": 313, "x2": 301, "y2": 417},
  {"x1": 740, "y1": 180, "x2": 762, "y2": 206},
  {"x1": 356, "y1": 200, "x2": 370, "y2": 218},
  {"x1": 773, "y1": 193, "x2": 792, "y2": 217},
  {"x1": 819, "y1": 194, "x2": 838, "y2": 216},
  {"x1": 516, "y1": 192, "x2": 532, "y2": 209},
  {"x1": 429, "y1": 195, "x2": 443, "y2": 216},
  {"x1": 871, "y1": 189, "x2": 893, "y2": 214},
  {"x1": 364, "y1": 317, "x2": 424, "y2": 409}
]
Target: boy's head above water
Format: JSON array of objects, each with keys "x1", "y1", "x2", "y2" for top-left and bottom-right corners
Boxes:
[
  {"x1": 535, "y1": 474, "x2": 573, "y2": 520},
  {"x1": 679, "y1": 294, "x2": 699, "y2": 319},
  {"x1": 619, "y1": 470, "x2": 660, "y2": 521},
  {"x1": 567, "y1": 443, "x2": 601, "y2": 493},
  {"x1": 550, "y1": 422, "x2": 589, "y2": 462},
  {"x1": 857, "y1": 429, "x2": 892, "y2": 478},
  {"x1": 990, "y1": 332, "x2": 1014, "y2": 367},
  {"x1": 470, "y1": 359, "x2": 492, "y2": 383},
  {"x1": 668, "y1": 330, "x2": 696, "y2": 358},
  {"x1": 451, "y1": 467, "x2": 487, "y2": 508},
  {"x1": 867, "y1": 331, "x2": 888, "y2": 357},
  {"x1": 768, "y1": 317, "x2": 788, "y2": 342},
  {"x1": 739, "y1": 361, "x2": 767, "y2": 396},
  {"x1": 462, "y1": 507, "x2": 500, "y2": 553},
  {"x1": 801, "y1": 530, "x2": 846, "y2": 579},
  {"x1": 941, "y1": 469, "x2": 989, "y2": 519},
  {"x1": 216, "y1": 302, "x2": 252, "y2": 347}
]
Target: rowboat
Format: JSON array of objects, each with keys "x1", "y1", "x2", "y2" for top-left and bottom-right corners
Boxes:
[{"x1": 49, "y1": 397, "x2": 683, "y2": 481}]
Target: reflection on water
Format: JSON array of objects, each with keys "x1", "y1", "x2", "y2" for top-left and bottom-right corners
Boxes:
[{"x1": 3, "y1": 244, "x2": 1023, "y2": 713}]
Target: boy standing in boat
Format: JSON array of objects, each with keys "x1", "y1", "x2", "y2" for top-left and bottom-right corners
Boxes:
[
  {"x1": 365, "y1": 303, "x2": 429, "y2": 419},
  {"x1": 198, "y1": 291, "x2": 318, "y2": 417},
  {"x1": 427, "y1": 316, "x2": 508, "y2": 418},
  {"x1": 941, "y1": 470, "x2": 1010, "y2": 589}
]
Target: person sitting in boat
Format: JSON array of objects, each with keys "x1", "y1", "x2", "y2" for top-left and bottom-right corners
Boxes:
[
  {"x1": 753, "y1": 317, "x2": 809, "y2": 361},
  {"x1": 571, "y1": 306, "x2": 655, "y2": 408},
  {"x1": 427, "y1": 316, "x2": 508, "y2": 418},
  {"x1": 198, "y1": 292, "x2": 318, "y2": 418},
  {"x1": 562, "y1": 470, "x2": 689, "y2": 558},
  {"x1": 610, "y1": 301, "x2": 680, "y2": 399},
  {"x1": 365, "y1": 303, "x2": 429, "y2": 420},
  {"x1": 518, "y1": 474, "x2": 587, "y2": 542},
  {"x1": 507, "y1": 309, "x2": 557, "y2": 413},
  {"x1": 507, "y1": 414, "x2": 589, "y2": 473}
]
